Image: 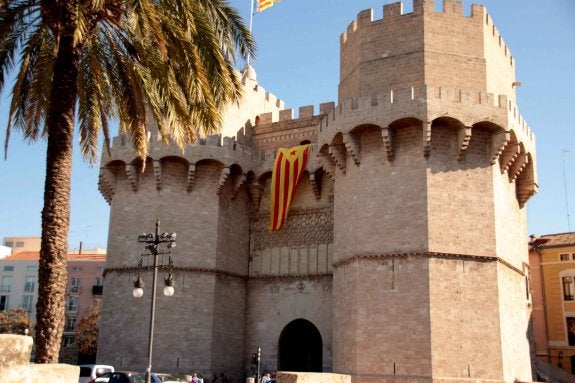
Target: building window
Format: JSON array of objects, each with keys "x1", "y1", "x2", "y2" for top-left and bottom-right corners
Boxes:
[
  {"x1": 26, "y1": 265, "x2": 37, "y2": 273},
  {"x1": 567, "y1": 317, "x2": 575, "y2": 346},
  {"x1": 15, "y1": 241, "x2": 24, "y2": 248},
  {"x1": 72, "y1": 267, "x2": 82, "y2": 272},
  {"x1": 1, "y1": 276, "x2": 12, "y2": 293},
  {"x1": 24, "y1": 276, "x2": 35, "y2": 293},
  {"x1": 22, "y1": 295, "x2": 34, "y2": 312},
  {"x1": 67, "y1": 295, "x2": 78, "y2": 312},
  {"x1": 65, "y1": 317, "x2": 77, "y2": 332},
  {"x1": 62, "y1": 335, "x2": 75, "y2": 347},
  {"x1": 70, "y1": 277, "x2": 81, "y2": 293},
  {"x1": 561, "y1": 254, "x2": 571, "y2": 261},
  {"x1": 0, "y1": 295, "x2": 8, "y2": 310},
  {"x1": 95, "y1": 277, "x2": 103, "y2": 287},
  {"x1": 4, "y1": 241, "x2": 13, "y2": 247},
  {"x1": 97, "y1": 267, "x2": 105, "y2": 273},
  {"x1": 3, "y1": 266, "x2": 14, "y2": 272},
  {"x1": 563, "y1": 277, "x2": 574, "y2": 301}
]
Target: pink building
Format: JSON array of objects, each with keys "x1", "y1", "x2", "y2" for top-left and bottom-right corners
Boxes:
[
  {"x1": 63, "y1": 252, "x2": 107, "y2": 352},
  {"x1": 0, "y1": 249, "x2": 106, "y2": 363}
]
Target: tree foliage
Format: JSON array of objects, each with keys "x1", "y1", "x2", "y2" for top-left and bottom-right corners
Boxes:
[
  {"x1": 76, "y1": 300, "x2": 101, "y2": 357},
  {"x1": 0, "y1": 307, "x2": 32, "y2": 334},
  {"x1": 0, "y1": 0, "x2": 254, "y2": 363}
]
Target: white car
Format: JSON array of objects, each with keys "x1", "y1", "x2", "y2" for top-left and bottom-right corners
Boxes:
[{"x1": 78, "y1": 364, "x2": 115, "y2": 383}]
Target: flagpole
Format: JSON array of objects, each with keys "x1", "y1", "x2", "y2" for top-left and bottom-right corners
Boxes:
[{"x1": 248, "y1": 0, "x2": 255, "y2": 65}]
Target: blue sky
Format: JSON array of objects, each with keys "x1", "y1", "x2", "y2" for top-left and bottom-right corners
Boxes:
[{"x1": 0, "y1": 0, "x2": 574, "y2": 250}]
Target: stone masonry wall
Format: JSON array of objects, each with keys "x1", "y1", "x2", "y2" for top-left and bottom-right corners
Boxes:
[
  {"x1": 423, "y1": 2, "x2": 486, "y2": 91},
  {"x1": 211, "y1": 174, "x2": 252, "y2": 379},
  {"x1": 332, "y1": 257, "x2": 432, "y2": 380},
  {"x1": 482, "y1": 8, "x2": 518, "y2": 104},
  {"x1": 426, "y1": 124, "x2": 496, "y2": 256},
  {"x1": 493, "y1": 157, "x2": 529, "y2": 271},
  {"x1": 333, "y1": 124, "x2": 428, "y2": 262},
  {"x1": 98, "y1": 158, "x2": 247, "y2": 375},
  {"x1": 245, "y1": 277, "x2": 333, "y2": 374},
  {"x1": 428, "y1": 258, "x2": 502, "y2": 380},
  {"x1": 339, "y1": 4, "x2": 425, "y2": 101},
  {"x1": 497, "y1": 262, "x2": 533, "y2": 382}
]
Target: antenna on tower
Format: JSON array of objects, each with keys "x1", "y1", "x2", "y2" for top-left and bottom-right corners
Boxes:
[{"x1": 562, "y1": 150, "x2": 571, "y2": 231}]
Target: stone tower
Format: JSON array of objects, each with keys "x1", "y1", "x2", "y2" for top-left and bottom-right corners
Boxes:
[{"x1": 97, "y1": 1, "x2": 537, "y2": 382}]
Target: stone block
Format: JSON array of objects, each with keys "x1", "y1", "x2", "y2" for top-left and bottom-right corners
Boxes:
[
  {"x1": 277, "y1": 372, "x2": 350, "y2": 383},
  {"x1": 0, "y1": 335, "x2": 79, "y2": 383}
]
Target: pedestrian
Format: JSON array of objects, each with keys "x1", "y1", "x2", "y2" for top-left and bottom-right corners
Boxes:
[
  {"x1": 262, "y1": 372, "x2": 271, "y2": 383},
  {"x1": 192, "y1": 373, "x2": 200, "y2": 383}
]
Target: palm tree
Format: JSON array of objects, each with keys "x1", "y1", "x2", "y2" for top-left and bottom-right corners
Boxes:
[{"x1": 0, "y1": 0, "x2": 254, "y2": 363}]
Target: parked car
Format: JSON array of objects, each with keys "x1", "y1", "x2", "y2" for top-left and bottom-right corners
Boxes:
[
  {"x1": 78, "y1": 364, "x2": 115, "y2": 383},
  {"x1": 97, "y1": 371, "x2": 187, "y2": 383},
  {"x1": 98, "y1": 371, "x2": 142, "y2": 383},
  {"x1": 153, "y1": 373, "x2": 189, "y2": 382},
  {"x1": 93, "y1": 372, "x2": 114, "y2": 383}
]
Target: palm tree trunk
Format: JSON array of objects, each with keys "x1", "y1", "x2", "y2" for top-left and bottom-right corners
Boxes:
[{"x1": 34, "y1": 23, "x2": 79, "y2": 363}]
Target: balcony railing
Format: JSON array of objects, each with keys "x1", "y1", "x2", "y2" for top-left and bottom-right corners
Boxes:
[
  {"x1": 92, "y1": 285, "x2": 103, "y2": 295},
  {"x1": 66, "y1": 305, "x2": 78, "y2": 313}
]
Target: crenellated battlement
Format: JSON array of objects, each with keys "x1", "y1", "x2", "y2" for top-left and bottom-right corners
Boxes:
[
  {"x1": 319, "y1": 84, "x2": 533, "y2": 150},
  {"x1": 484, "y1": 9, "x2": 515, "y2": 68},
  {"x1": 240, "y1": 80, "x2": 285, "y2": 111},
  {"x1": 255, "y1": 103, "x2": 335, "y2": 127},
  {"x1": 338, "y1": 1, "x2": 517, "y2": 101},
  {"x1": 340, "y1": 0, "x2": 514, "y2": 70},
  {"x1": 340, "y1": 0, "x2": 488, "y2": 46}
]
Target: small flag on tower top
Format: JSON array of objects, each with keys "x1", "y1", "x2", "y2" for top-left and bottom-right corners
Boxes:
[{"x1": 258, "y1": 0, "x2": 280, "y2": 12}]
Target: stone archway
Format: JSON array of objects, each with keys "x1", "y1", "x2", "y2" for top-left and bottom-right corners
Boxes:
[{"x1": 278, "y1": 318, "x2": 322, "y2": 372}]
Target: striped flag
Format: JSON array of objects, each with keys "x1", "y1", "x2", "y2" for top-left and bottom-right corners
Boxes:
[
  {"x1": 258, "y1": 0, "x2": 280, "y2": 12},
  {"x1": 269, "y1": 144, "x2": 311, "y2": 231}
]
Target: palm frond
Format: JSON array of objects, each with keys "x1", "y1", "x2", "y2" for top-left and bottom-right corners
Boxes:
[{"x1": 0, "y1": 1, "x2": 40, "y2": 94}]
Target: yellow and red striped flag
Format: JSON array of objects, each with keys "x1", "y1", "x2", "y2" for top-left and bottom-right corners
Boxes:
[
  {"x1": 258, "y1": 0, "x2": 280, "y2": 12},
  {"x1": 269, "y1": 144, "x2": 311, "y2": 231}
]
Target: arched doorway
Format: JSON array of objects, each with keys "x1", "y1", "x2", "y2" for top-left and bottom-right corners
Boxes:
[{"x1": 278, "y1": 319, "x2": 322, "y2": 372}]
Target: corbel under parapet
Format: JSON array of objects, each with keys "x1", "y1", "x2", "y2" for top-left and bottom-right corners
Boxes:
[
  {"x1": 456, "y1": 126, "x2": 473, "y2": 161},
  {"x1": 490, "y1": 131, "x2": 510, "y2": 165},
  {"x1": 153, "y1": 160, "x2": 162, "y2": 190},
  {"x1": 317, "y1": 152, "x2": 336, "y2": 181},
  {"x1": 248, "y1": 182, "x2": 264, "y2": 210},
  {"x1": 381, "y1": 127, "x2": 394, "y2": 161},
  {"x1": 310, "y1": 171, "x2": 322, "y2": 200},
  {"x1": 422, "y1": 121, "x2": 432, "y2": 158},
  {"x1": 125, "y1": 164, "x2": 138, "y2": 191},
  {"x1": 187, "y1": 164, "x2": 196, "y2": 192},
  {"x1": 508, "y1": 152, "x2": 528, "y2": 181},
  {"x1": 343, "y1": 133, "x2": 360, "y2": 165},
  {"x1": 98, "y1": 168, "x2": 116, "y2": 204},
  {"x1": 328, "y1": 144, "x2": 346, "y2": 174},
  {"x1": 231, "y1": 174, "x2": 247, "y2": 200},
  {"x1": 517, "y1": 180, "x2": 538, "y2": 208},
  {"x1": 216, "y1": 167, "x2": 231, "y2": 195},
  {"x1": 499, "y1": 143, "x2": 520, "y2": 173}
]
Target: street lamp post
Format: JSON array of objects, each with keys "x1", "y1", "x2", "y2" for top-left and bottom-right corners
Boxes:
[{"x1": 133, "y1": 219, "x2": 176, "y2": 383}]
